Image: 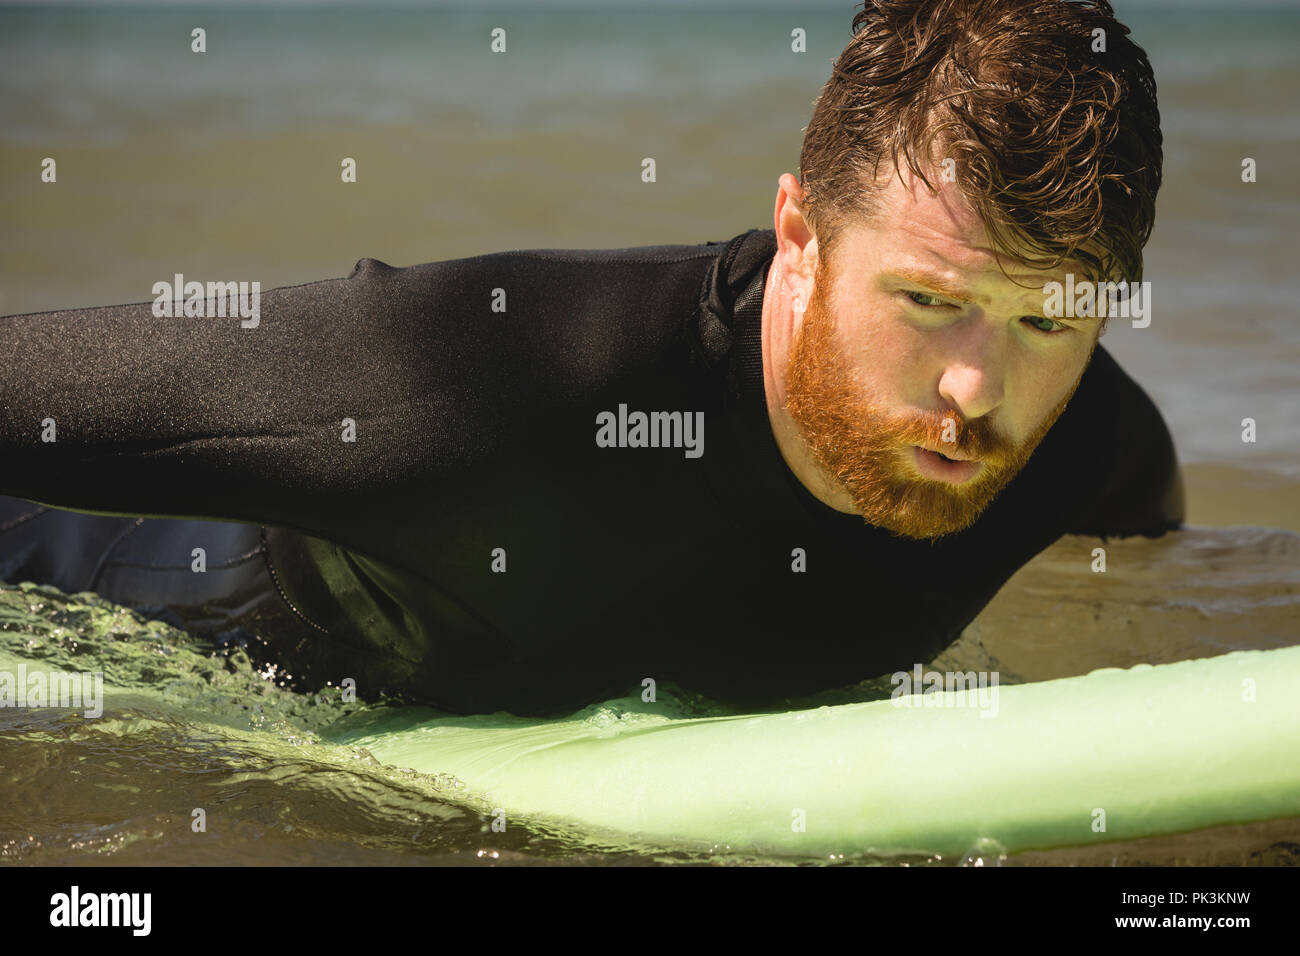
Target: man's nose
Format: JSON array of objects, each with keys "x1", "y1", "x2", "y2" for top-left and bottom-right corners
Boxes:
[{"x1": 936, "y1": 318, "x2": 1006, "y2": 421}]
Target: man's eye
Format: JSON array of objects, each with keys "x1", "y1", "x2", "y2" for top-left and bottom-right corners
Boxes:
[
  {"x1": 1022, "y1": 315, "x2": 1068, "y2": 334},
  {"x1": 902, "y1": 291, "x2": 1069, "y2": 335},
  {"x1": 904, "y1": 291, "x2": 949, "y2": 307}
]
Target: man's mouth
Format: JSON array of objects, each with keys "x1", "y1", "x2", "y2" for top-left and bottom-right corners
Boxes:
[{"x1": 910, "y1": 445, "x2": 983, "y2": 484}]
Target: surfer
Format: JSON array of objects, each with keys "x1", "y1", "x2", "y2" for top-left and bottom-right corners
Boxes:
[{"x1": 0, "y1": 0, "x2": 1182, "y2": 714}]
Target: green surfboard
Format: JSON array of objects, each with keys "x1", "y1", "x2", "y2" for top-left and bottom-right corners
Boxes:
[{"x1": 331, "y1": 645, "x2": 1300, "y2": 859}]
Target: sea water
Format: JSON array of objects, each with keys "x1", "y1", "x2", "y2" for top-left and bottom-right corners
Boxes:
[{"x1": 2, "y1": 522, "x2": 1297, "y2": 867}]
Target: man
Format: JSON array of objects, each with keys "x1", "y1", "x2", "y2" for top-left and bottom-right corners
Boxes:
[{"x1": 0, "y1": 0, "x2": 1181, "y2": 714}]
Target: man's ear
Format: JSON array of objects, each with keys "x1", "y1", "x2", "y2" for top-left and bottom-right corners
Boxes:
[{"x1": 774, "y1": 173, "x2": 819, "y2": 310}]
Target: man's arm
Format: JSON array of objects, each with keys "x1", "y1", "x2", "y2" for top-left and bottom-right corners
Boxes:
[
  {"x1": 0, "y1": 243, "x2": 721, "y2": 562},
  {"x1": 0, "y1": 257, "x2": 483, "y2": 540},
  {"x1": 1063, "y1": 345, "x2": 1185, "y2": 539}
]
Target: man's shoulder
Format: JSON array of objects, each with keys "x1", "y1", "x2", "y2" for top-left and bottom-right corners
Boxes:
[
  {"x1": 1062, "y1": 342, "x2": 1168, "y2": 448},
  {"x1": 337, "y1": 234, "x2": 749, "y2": 347},
  {"x1": 325, "y1": 235, "x2": 764, "y2": 438},
  {"x1": 1049, "y1": 342, "x2": 1184, "y2": 537},
  {"x1": 348, "y1": 230, "x2": 757, "y2": 276}
]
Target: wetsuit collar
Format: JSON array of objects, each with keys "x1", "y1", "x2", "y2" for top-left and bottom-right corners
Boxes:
[{"x1": 704, "y1": 228, "x2": 867, "y2": 532}]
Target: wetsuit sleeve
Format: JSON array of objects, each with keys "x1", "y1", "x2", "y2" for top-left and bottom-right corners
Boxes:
[
  {"x1": 1063, "y1": 345, "x2": 1185, "y2": 538},
  {"x1": 0, "y1": 257, "x2": 496, "y2": 539},
  {"x1": 0, "y1": 246, "x2": 716, "y2": 564}
]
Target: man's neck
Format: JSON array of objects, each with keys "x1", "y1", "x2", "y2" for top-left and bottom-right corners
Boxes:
[{"x1": 758, "y1": 262, "x2": 859, "y2": 516}]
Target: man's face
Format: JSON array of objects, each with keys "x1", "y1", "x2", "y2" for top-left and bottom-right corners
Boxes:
[{"x1": 783, "y1": 171, "x2": 1101, "y2": 540}]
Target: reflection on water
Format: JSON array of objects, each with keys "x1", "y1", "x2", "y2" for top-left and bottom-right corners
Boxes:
[{"x1": 2, "y1": 521, "x2": 1296, "y2": 867}]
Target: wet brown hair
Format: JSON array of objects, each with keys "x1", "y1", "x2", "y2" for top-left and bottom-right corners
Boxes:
[{"x1": 798, "y1": 0, "x2": 1161, "y2": 286}]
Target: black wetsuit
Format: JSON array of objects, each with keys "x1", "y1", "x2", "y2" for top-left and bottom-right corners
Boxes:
[{"x1": 0, "y1": 227, "x2": 1183, "y2": 714}]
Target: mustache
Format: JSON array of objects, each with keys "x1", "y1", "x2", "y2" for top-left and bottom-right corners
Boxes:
[
  {"x1": 887, "y1": 409, "x2": 1013, "y2": 465},
  {"x1": 787, "y1": 377, "x2": 1018, "y2": 470}
]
